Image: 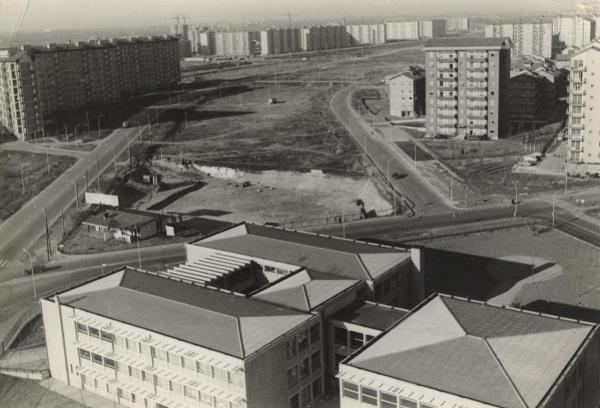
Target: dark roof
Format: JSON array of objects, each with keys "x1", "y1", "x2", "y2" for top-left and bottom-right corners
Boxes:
[
  {"x1": 0, "y1": 50, "x2": 28, "y2": 62},
  {"x1": 60, "y1": 269, "x2": 313, "y2": 358},
  {"x1": 523, "y1": 300, "x2": 600, "y2": 324},
  {"x1": 425, "y1": 37, "x2": 512, "y2": 49},
  {"x1": 331, "y1": 301, "x2": 408, "y2": 331},
  {"x1": 345, "y1": 295, "x2": 595, "y2": 408},
  {"x1": 82, "y1": 210, "x2": 155, "y2": 230},
  {"x1": 251, "y1": 269, "x2": 361, "y2": 312},
  {"x1": 194, "y1": 223, "x2": 411, "y2": 281}
]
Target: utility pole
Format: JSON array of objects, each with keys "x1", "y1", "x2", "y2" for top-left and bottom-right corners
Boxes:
[
  {"x1": 74, "y1": 182, "x2": 80, "y2": 214},
  {"x1": 46, "y1": 151, "x2": 50, "y2": 174},
  {"x1": 450, "y1": 174, "x2": 453, "y2": 202},
  {"x1": 513, "y1": 182, "x2": 519, "y2": 217},
  {"x1": 136, "y1": 228, "x2": 142, "y2": 269},
  {"x1": 85, "y1": 169, "x2": 89, "y2": 190},
  {"x1": 113, "y1": 147, "x2": 117, "y2": 173},
  {"x1": 97, "y1": 114, "x2": 103, "y2": 138},
  {"x1": 45, "y1": 208, "x2": 52, "y2": 261},
  {"x1": 20, "y1": 167, "x2": 25, "y2": 198},
  {"x1": 96, "y1": 153, "x2": 101, "y2": 190},
  {"x1": 552, "y1": 192, "x2": 556, "y2": 228},
  {"x1": 61, "y1": 207, "x2": 65, "y2": 238}
]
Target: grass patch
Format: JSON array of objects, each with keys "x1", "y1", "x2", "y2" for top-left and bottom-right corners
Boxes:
[{"x1": 0, "y1": 150, "x2": 75, "y2": 221}]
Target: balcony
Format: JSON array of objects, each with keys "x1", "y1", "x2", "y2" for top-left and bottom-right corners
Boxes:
[
  {"x1": 466, "y1": 76, "x2": 487, "y2": 82},
  {"x1": 466, "y1": 93, "x2": 487, "y2": 100},
  {"x1": 572, "y1": 65, "x2": 586, "y2": 72},
  {"x1": 439, "y1": 82, "x2": 458, "y2": 90},
  {"x1": 467, "y1": 111, "x2": 487, "y2": 118},
  {"x1": 570, "y1": 122, "x2": 584, "y2": 130},
  {"x1": 438, "y1": 94, "x2": 458, "y2": 101},
  {"x1": 437, "y1": 127, "x2": 457, "y2": 135},
  {"x1": 437, "y1": 56, "x2": 457, "y2": 62},
  {"x1": 437, "y1": 65, "x2": 457, "y2": 71},
  {"x1": 438, "y1": 101, "x2": 458, "y2": 108},
  {"x1": 467, "y1": 83, "x2": 487, "y2": 90},
  {"x1": 437, "y1": 109, "x2": 457, "y2": 118},
  {"x1": 468, "y1": 121, "x2": 487, "y2": 128},
  {"x1": 466, "y1": 64, "x2": 488, "y2": 71}
]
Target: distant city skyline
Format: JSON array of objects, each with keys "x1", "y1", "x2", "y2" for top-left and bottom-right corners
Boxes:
[{"x1": 1, "y1": 0, "x2": 570, "y2": 36}]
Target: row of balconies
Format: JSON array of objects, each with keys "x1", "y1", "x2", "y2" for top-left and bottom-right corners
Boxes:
[
  {"x1": 437, "y1": 109, "x2": 457, "y2": 118},
  {"x1": 437, "y1": 127, "x2": 457, "y2": 135}
]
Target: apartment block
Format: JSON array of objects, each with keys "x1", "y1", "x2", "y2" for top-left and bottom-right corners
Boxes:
[
  {"x1": 509, "y1": 70, "x2": 545, "y2": 122},
  {"x1": 300, "y1": 25, "x2": 348, "y2": 51},
  {"x1": 553, "y1": 15, "x2": 596, "y2": 49},
  {"x1": 567, "y1": 41, "x2": 600, "y2": 174},
  {"x1": 384, "y1": 22, "x2": 420, "y2": 41},
  {"x1": 386, "y1": 66, "x2": 426, "y2": 119},
  {"x1": 419, "y1": 20, "x2": 447, "y2": 39},
  {"x1": 259, "y1": 28, "x2": 301, "y2": 56},
  {"x1": 446, "y1": 17, "x2": 471, "y2": 32},
  {"x1": 0, "y1": 36, "x2": 179, "y2": 141},
  {"x1": 339, "y1": 294, "x2": 600, "y2": 408},
  {"x1": 214, "y1": 31, "x2": 260, "y2": 57},
  {"x1": 424, "y1": 37, "x2": 512, "y2": 140},
  {"x1": 346, "y1": 24, "x2": 386, "y2": 45},
  {"x1": 485, "y1": 22, "x2": 553, "y2": 59},
  {"x1": 42, "y1": 268, "x2": 323, "y2": 408}
]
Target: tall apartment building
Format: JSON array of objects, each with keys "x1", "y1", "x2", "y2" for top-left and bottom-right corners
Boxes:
[
  {"x1": 0, "y1": 36, "x2": 179, "y2": 141},
  {"x1": 553, "y1": 15, "x2": 596, "y2": 49},
  {"x1": 419, "y1": 20, "x2": 447, "y2": 39},
  {"x1": 567, "y1": 42, "x2": 600, "y2": 174},
  {"x1": 259, "y1": 28, "x2": 301, "y2": 55},
  {"x1": 384, "y1": 22, "x2": 420, "y2": 41},
  {"x1": 424, "y1": 38, "x2": 512, "y2": 140},
  {"x1": 339, "y1": 294, "x2": 600, "y2": 408},
  {"x1": 446, "y1": 17, "x2": 471, "y2": 32},
  {"x1": 386, "y1": 66, "x2": 426, "y2": 119},
  {"x1": 485, "y1": 22, "x2": 553, "y2": 59},
  {"x1": 198, "y1": 31, "x2": 216, "y2": 55},
  {"x1": 300, "y1": 25, "x2": 348, "y2": 51},
  {"x1": 214, "y1": 31, "x2": 261, "y2": 57},
  {"x1": 346, "y1": 24, "x2": 386, "y2": 45}
]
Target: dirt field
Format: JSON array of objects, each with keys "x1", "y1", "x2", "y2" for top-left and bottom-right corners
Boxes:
[
  {"x1": 415, "y1": 226, "x2": 600, "y2": 309},
  {"x1": 0, "y1": 151, "x2": 75, "y2": 222},
  {"x1": 0, "y1": 377, "x2": 82, "y2": 408},
  {"x1": 135, "y1": 160, "x2": 392, "y2": 228}
]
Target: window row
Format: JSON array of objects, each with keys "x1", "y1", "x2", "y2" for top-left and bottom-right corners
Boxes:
[
  {"x1": 285, "y1": 323, "x2": 320, "y2": 360},
  {"x1": 289, "y1": 377, "x2": 323, "y2": 408},
  {"x1": 333, "y1": 326, "x2": 374, "y2": 352},
  {"x1": 342, "y1": 381, "x2": 437, "y2": 408},
  {"x1": 287, "y1": 350, "x2": 322, "y2": 388}
]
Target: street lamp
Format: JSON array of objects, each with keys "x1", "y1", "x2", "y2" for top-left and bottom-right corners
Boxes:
[
  {"x1": 552, "y1": 191, "x2": 557, "y2": 228},
  {"x1": 513, "y1": 181, "x2": 519, "y2": 217},
  {"x1": 22, "y1": 249, "x2": 37, "y2": 298},
  {"x1": 97, "y1": 114, "x2": 104, "y2": 138}
]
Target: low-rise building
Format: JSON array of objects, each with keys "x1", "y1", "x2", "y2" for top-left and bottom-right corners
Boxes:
[
  {"x1": 339, "y1": 294, "x2": 600, "y2": 408},
  {"x1": 386, "y1": 66, "x2": 426, "y2": 119},
  {"x1": 81, "y1": 210, "x2": 158, "y2": 243}
]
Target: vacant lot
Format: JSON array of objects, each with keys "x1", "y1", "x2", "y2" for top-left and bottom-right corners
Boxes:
[
  {"x1": 415, "y1": 227, "x2": 600, "y2": 309},
  {"x1": 0, "y1": 151, "x2": 75, "y2": 222}
]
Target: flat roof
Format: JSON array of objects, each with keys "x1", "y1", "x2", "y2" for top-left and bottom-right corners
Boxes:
[
  {"x1": 331, "y1": 301, "x2": 408, "y2": 331},
  {"x1": 193, "y1": 223, "x2": 411, "y2": 281},
  {"x1": 344, "y1": 294, "x2": 596, "y2": 408},
  {"x1": 59, "y1": 269, "x2": 313, "y2": 359},
  {"x1": 251, "y1": 269, "x2": 361, "y2": 312},
  {"x1": 82, "y1": 210, "x2": 155, "y2": 230},
  {"x1": 425, "y1": 37, "x2": 512, "y2": 50}
]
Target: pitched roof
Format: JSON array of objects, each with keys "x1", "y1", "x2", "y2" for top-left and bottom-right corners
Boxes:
[
  {"x1": 60, "y1": 269, "x2": 313, "y2": 359},
  {"x1": 251, "y1": 269, "x2": 360, "y2": 312},
  {"x1": 345, "y1": 295, "x2": 595, "y2": 408},
  {"x1": 425, "y1": 37, "x2": 512, "y2": 49},
  {"x1": 331, "y1": 301, "x2": 408, "y2": 331},
  {"x1": 194, "y1": 223, "x2": 411, "y2": 281}
]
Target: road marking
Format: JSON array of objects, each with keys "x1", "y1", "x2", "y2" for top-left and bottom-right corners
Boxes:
[{"x1": 0, "y1": 258, "x2": 18, "y2": 268}]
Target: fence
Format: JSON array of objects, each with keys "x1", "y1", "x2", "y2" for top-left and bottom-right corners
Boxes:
[
  {"x1": 0, "y1": 301, "x2": 41, "y2": 356},
  {"x1": 281, "y1": 207, "x2": 396, "y2": 230}
]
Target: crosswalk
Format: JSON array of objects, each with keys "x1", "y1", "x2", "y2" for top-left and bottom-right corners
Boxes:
[{"x1": 0, "y1": 258, "x2": 19, "y2": 268}]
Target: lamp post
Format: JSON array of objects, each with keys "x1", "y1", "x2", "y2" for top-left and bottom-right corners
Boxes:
[
  {"x1": 22, "y1": 249, "x2": 36, "y2": 298},
  {"x1": 552, "y1": 191, "x2": 556, "y2": 228},
  {"x1": 513, "y1": 181, "x2": 519, "y2": 217},
  {"x1": 97, "y1": 114, "x2": 103, "y2": 138}
]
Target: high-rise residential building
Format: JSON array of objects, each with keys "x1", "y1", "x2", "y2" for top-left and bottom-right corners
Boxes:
[
  {"x1": 198, "y1": 30, "x2": 216, "y2": 55},
  {"x1": 446, "y1": 17, "x2": 471, "y2": 32},
  {"x1": 299, "y1": 25, "x2": 348, "y2": 51},
  {"x1": 419, "y1": 20, "x2": 447, "y2": 39},
  {"x1": 0, "y1": 36, "x2": 179, "y2": 141},
  {"x1": 213, "y1": 31, "x2": 261, "y2": 57},
  {"x1": 346, "y1": 24, "x2": 386, "y2": 45},
  {"x1": 386, "y1": 66, "x2": 426, "y2": 119},
  {"x1": 567, "y1": 41, "x2": 600, "y2": 174},
  {"x1": 339, "y1": 294, "x2": 600, "y2": 408},
  {"x1": 259, "y1": 28, "x2": 301, "y2": 55},
  {"x1": 424, "y1": 37, "x2": 512, "y2": 140},
  {"x1": 384, "y1": 22, "x2": 420, "y2": 41},
  {"x1": 485, "y1": 22, "x2": 553, "y2": 59},
  {"x1": 553, "y1": 15, "x2": 596, "y2": 49}
]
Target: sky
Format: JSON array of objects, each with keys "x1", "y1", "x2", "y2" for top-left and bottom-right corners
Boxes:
[{"x1": 0, "y1": 0, "x2": 571, "y2": 35}]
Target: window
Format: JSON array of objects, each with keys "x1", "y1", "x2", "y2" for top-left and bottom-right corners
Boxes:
[
  {"x1": 79, "y1": 348, "x2": 90, "y2": 360},
  {"x1": 199, "y1": 392, "x2": 213, "y2": 406},
  {"x1": 301, "y1": 385, "x2": 311, "y2": 408},
  {"x1": 342, "y1": 381, "x2": 359, "y2": 400},
  {"x1": 312, "y1": 378, "x2": 322, "y2": 398},
  {"x1": 287, "y1": 366, "x2": 298, "y2": 387},
  {"x1": 299, "y1": 358, "x2": 310, "y2": 379},
  {"x1": 91, "y1": 353, "x2": 102, "y2": 364},
  {"x1": 103, "y1": 357, "x2": 116, "y2": 370},
  {"x1": 76, "y1": 323, "x2": 88, "y2": 335},
  {"x1": 290, "y1": 393, "x2": 300, "y2": 408},
  {"x1": 309, "y1": 324, "x2": 320, "y2": 344},
  {"x1": 196, "y1": 361, "x2": 212, "y2": 376},
  {"x1": 131, "y1": 393, "x2": 136, "y2": 403},
  {"x1": 184, "y1": 385, "x2": 197, "y2": 399},
  {"x1": 381, "y1": 391, "x2": 397, "y2": 408},
  {"x1": 361, "y1": 386, "x2": 378, "y2": 406},
  {"x1": 334, "y1": 327, "x2": 347, "y2": 347},
  {"x1": 421, "y1": 404, "x2": 436, "y2": 408},
  {"x1": 126, "y1": 338, "x2": 136, "y2": 352},
  {"x1": 213, "y1": 366, "x2": 228, "y2": 382},
  {"x1": 286, "y1": 338, "x2": 297, "y2": 360},
  {"x1": 311, "y1": 351, "x2": 321, "y2": 372},
  {"x1": 400, "y1": 398, "x2": 418, "y2": 408},
  {"x1": 89, "y1": 327, "x2": 100, "y2": 338},
  {"x1": 170, "y1": 381, "x2": 183, "y2": 394},
  {"x1": 349, "y1": 331, "x2": 364, "y2": 349},
  {"x1": 298, "y1": 331, "x2": 309, "y2": 353},
  {"x1": 100, "y1": 331, "x2": 113, "y2": 343},
  {"x1": 229, "y1": 370, "x2": 244, "y2": 387},
  {"x1": 182, "y1": 357, "x2": 195, "y2": 371}
]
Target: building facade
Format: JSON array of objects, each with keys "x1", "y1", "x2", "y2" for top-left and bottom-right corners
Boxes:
[
  {"x1": 0, "y1": 36, "x2": 179, "y2": 141},
  {"x1": 424, "y1": 38, "x2": 512, "y2": 140},
  {"x1": 553, "y1": 15, "x2": 596, "y2": 49},
  {"x1": 339, "y1": 294, "x2": 600, "y2": 408},
  {"x1": 299, "y1": 25, "x2": 348, "y2": 51},
  {"x1": 384, "y1": 22, "x2": 420, "y2": 41},
  {"x1": 387, "y1": 66, "x2": 426, "y2": 119},
  {"x1": 346, "y1": 24, "x2": 386, "y2": 45},
  {"x1": 446, "y1": 17, "x2": 471, "y2": 32},
  {"x1": 259, "y1": 28, "x2": 302, "y2": 55},
  {"x1": 419, "y1": 20, "x2": 447, "y2": 39},
  {"x1": 485, "y1": 22, "x2": 553, "y2": 59},
  {"x1": 567, "y1": 42, "x2": 600, "y2": 174},
  {"x1": 214, "y1": 31, "x2": 261, "y2": 57}
]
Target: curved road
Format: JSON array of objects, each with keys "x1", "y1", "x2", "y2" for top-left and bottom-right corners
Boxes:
[{"x1": 330, "y1": 85, "x2": 452, "y2": 215}]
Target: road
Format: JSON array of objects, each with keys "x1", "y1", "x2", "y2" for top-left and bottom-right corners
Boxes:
[
  {"x1": 330, "y1": 85, "x2": 452, "y2": 214},
  {"x1": 0, "y1": 125, "x2": 148, "y2": 265}
]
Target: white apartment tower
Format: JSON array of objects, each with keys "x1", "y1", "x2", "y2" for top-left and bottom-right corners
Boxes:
[
  {"x1": 553, "y1": 16, "x2": 596, "y2": 49},
  {"x1": 567, "y1": 41, "x2": 600, "y2": 174},
  {"x1": 485, "y1": 22, "x2": 553, "y2": 59}
]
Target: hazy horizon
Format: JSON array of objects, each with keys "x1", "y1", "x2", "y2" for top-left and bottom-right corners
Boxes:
[{"x1": 1, "y1": 0, "x2": 572, "y2": 37}]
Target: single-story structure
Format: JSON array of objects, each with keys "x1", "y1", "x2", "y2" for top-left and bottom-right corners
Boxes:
[{"x1": 82, "y1": 210, "x2": 158, "y2": 243}]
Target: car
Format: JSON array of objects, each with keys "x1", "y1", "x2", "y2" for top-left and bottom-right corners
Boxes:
[{"x1": 392, "y1": 173, "x2": 407, "y2": 180}]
